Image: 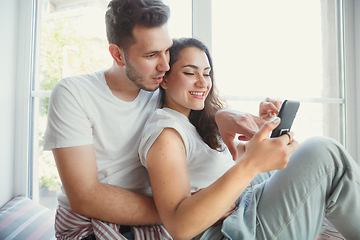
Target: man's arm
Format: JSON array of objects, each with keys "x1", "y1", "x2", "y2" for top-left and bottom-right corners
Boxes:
[{"x1": 53, "y1": 144, "x2": 161, "y2": 225}]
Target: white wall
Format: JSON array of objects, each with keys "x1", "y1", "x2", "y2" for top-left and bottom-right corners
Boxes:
[{"x1": 0, "y1": 1, "x2": 17, "y2": 207}]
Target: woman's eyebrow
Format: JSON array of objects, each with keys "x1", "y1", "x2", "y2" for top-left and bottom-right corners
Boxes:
[
  {"x1": 182, "y1": 64, "x2": 198, "y2": 69},
  {"x1": 182, "y1": 64, "x2": 211, "y2": 70}
]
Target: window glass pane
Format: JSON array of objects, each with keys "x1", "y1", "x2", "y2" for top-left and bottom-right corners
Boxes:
[
  {"x1": 36, "y1": 0, "x2": 112, "y2": 92},
  {"x1": 212, "y1": 0, "x2": 340, "y2": 99},
  {"x1": 32, "y1": 0, "x2": 192, "y2": 209},
  {"x1": 211, "y1": 0, "x2": 343, "y2": 143}
]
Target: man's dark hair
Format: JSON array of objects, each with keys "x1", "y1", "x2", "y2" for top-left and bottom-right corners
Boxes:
[{"x1": 105, "y1": 0, "x2": 170, "y2": 52}]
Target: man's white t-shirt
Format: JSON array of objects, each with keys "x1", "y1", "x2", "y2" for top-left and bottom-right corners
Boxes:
[{"x1": 44, "y1": 70, "x2": 159, "y2": 209}]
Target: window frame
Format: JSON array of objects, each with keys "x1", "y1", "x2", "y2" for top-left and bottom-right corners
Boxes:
[
  {"x1": 14, "y1": 0, "x2": 38, "y2": 198},
  {"x1": 343, "y1": 0, "x2": 358, "y2": 160},
  {"x1": 14, "y1": 0, "x2": 359, "y2": 198}
]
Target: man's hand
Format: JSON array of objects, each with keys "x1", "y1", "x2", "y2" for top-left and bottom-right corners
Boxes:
[
  {"x1": 215, "y1": 109, "x2": 266, "y2": 160},
  {"x1": 259, "y1": 98, "x2": 282, "y2": 121}
]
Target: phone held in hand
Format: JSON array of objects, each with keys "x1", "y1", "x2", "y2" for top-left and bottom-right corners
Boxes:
[{"x1": 270, "y1": 100, "x2": 300, "y2": 138}]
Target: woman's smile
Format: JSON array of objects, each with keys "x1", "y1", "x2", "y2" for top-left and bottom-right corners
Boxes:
[{"x1": 189, "y1": 91, "x2": 205, "y2": 98}]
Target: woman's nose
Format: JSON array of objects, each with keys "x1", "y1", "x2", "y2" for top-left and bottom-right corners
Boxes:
[{"x1": 196, "y1": 75, "x2": 208, "y2": 87}]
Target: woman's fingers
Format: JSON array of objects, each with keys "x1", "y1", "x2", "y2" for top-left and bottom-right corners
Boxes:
[
  {"x1": 253, "y1": 117, "x2": 281, "y2": 142},
  {"x1": 259, "y1": 98, "x2": 282, "y2": 120}
]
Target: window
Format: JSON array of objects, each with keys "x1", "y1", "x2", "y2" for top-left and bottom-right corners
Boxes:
[
  {"x1": 210, "y1": 0, "x2": 345, "y2": 144},
  {"x1": 20, "y1": 0, "x2": 356, "y2": 209}
]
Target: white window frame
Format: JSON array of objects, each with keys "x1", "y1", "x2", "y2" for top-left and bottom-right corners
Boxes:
[
  {"x1": 343, "y1": 0, "x2": 358, "y2": 160},
  {"x1": 356, "y1": 0, "x2": 360, "y2": 158},
  {"x1": 14, "y1": 0, "x2": 359, "y2": 198},
  {"x1": 13, "y1": 0, "x2": 38, "y2": 197}
]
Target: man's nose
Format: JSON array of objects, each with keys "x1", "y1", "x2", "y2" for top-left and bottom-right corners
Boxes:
[{"x1": 156, "y1": 53, "x2": 170, "y2": 72}]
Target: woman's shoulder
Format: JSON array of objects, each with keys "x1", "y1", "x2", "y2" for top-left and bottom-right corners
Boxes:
[
  {"x1": 141, "y1": 108, "x2": 196, "y2": 150},
  {"x1": 146, "y1": 108, "x2": 188, "y2": 125},
  {"x1": 139, "y1": 109, "x2": 191, "y2": 167}
]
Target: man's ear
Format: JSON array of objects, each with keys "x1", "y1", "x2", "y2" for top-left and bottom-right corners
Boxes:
[
  {"x1": 109, "y1": 43, "x2": 125, "y2": 66},
  {"x1": 160, "y1": 76, "x2": 168, "y2": 89}
]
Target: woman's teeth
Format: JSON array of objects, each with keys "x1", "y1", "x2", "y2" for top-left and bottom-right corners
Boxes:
[{"x1": 189, "y1": 91, "x2": 204, "y2": 96}]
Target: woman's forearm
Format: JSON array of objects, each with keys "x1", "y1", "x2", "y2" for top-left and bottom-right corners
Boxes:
[{"x1": 160, "y1": 159, "x2": 257, "y2": 239}]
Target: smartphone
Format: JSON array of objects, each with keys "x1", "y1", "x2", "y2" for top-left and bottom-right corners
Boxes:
[{"x1": 270, "y1": 100, "x2": 300, "y2": 138}]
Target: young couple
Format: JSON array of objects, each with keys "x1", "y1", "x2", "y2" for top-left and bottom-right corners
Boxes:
[{"x1": 44, "y1": 0, "x2": 360, "y2": 239}]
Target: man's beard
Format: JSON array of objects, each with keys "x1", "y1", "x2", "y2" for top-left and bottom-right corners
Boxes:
[{"x1": 124, "y1": 58, "x2": 161, "y2": 92}]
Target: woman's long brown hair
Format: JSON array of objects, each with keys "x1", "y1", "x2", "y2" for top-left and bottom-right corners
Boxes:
[{"x1": 160, "y1": 38, "x2": 227, "y2": 151}]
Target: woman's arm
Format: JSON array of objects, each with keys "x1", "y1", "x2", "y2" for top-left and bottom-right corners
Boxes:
[
  {"x1": 147, "y1": 120, "x2": 299, "y2": 239},
  {"x1": 215, "y1": 98, "x2": 281, "y2": 160},
  {"x1": 147, "y1": 128, "x2": 249, "y2": 239}
]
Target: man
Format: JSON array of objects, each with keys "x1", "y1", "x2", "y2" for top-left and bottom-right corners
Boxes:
[{"x1": 44, "y1": 0, "x2": 278, "y2": 239}]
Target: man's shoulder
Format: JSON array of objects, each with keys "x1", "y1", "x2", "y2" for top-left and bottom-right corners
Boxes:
[
  {"x1": 51, "y1": 70, "x2": 106, "y2": 97},
  {"x1": 56, "y1": 70, "x2": 104, "y2": 87}
]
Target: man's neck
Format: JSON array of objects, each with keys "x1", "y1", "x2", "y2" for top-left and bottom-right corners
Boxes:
[{"x1": 104, "y1": 65, "x2": 140, "y2": 102}]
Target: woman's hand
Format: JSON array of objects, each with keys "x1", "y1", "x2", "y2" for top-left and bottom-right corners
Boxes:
[
  {"x1": 259, "y1": 98, "x2": 282, "y2": 121},
  {"x1": 240, "y1": 117, "x2": 299, "y2": 173},
  {"x1": 215, "y1": 109, "x2": 266, "y2": 160},
  {"x1": 215, "y1": 98, "x2": 282, "y2": 161}
]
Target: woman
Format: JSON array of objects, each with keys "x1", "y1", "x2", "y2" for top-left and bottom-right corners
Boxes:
[{"x1": 138, "y1": 38, "x2": 360, "y2": 240}]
